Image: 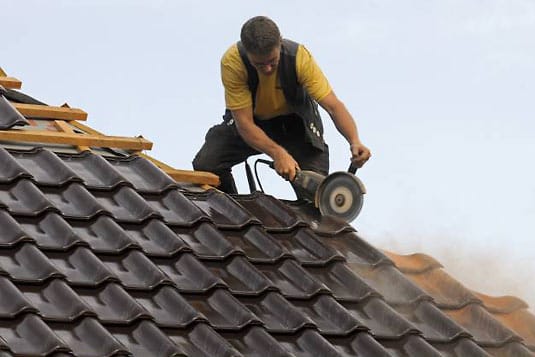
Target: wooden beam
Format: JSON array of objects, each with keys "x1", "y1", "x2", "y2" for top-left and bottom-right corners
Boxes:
[
  {"x1": 0, "y1": 130, "x2": 152, "y2": 150},
  {"x1": 164, "y1": 169, "x2": 220, "y2": 186},
  {"x1": 54, "y1": 120, "x2": 90, "y2": 152},
  {"x1": 138, "y1": 152, "x2": 219, "y2": 186},
  {"x1": 12, "y1": 103, "x2": 87, "y2": 121},
  {"x1": 0, "y1": 77, "x2": 22, "y2": 89}
]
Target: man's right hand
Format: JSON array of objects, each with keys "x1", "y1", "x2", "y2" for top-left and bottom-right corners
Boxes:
[{"x1": 273, "y1": 149, "x2": 300, "y2": 181}]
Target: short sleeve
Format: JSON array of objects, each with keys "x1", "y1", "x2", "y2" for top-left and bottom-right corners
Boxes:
[
  {"x1": 221, "y1": 44, "x2": 253, "y2": 110},
  {"x1": 295, "y1": 45, "x2": 332, "y2": 102}
]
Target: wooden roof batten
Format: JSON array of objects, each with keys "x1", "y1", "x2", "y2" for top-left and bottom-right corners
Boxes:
[{"x1": 0, "y1": 67, "x2": 22, "y2": 89}]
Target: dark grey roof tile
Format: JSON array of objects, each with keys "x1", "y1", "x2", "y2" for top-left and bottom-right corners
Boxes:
[
  {"x1": 45, "y1": 247, "x2": 117, "y2": 286},
  {"x1": 10, "y1": 148, "x2": 82, "y2": 186},
  {"x1": 327, "y1": 231, "x2": 393, "y2": 266},
  {"x1": 99, "y1": 250, "x2": 170, "y2": 290},
  {"x1": 286, "y1": 200, "x2": 354, "y2": 236},
  {"x1": 166, "y1": 323, "x2": 243, "y2": 357},
  {"x1": 59, "y1": 151, "x2": 128, "y2": 190},
  {"x1": 188, "y1": 191, "x2": 260, "y2": 229},
  {"x1": 51, "y1": 317, "x2": 129, "y2": 357},
  {"x1": 0, "y1": 243, "x2": 64, "y2": 282},
  {"x1": 238, "y1": 292, "x2": 314, "y2": 333},
  {"x1": 0, "y1": 314, "x2": 70, "y2": 356},
  {"x1": 0, "y1": 95, "x2": 29, "y2": 129},
  {"x1": 183, "y1": 289, "x2": 261, "y2": 331},
  {"x1": 347, "y1": 262, "x2": 431, "y2": 306},
  {"x1": 233, "y1": 193, "x2": 306, "y2": 231},
  {"x1": 305, "y1": 262, "x2": 379, "y2": 302},
  {"x1": 291, "y1": 294, "x2": 366, "y2": 335},
  {"x1": 272, "y1": 228, "x2": 344, "y2": 266},
  {"x1": 0, "y1": 276, "x2": 36, "y2": 318},
  {"x1": 0, "y1": 210, "x2": 31, "y2": 247},
  {"x1": 379, "y1": 335, "x2": 443, "y2": 357},
  {"x1": 394, "y1": 300, "x2": 470, "y2": 342},
  {"x1": 124, "y1": 219, "x2": 188, "y2": 257},
  {"x1": 444, "y1": 304, "x2": 521, "y2": 346},
  {"x1": 109, "y1": 321, "x2": 185, "y2": 357},
  {"x1": 106, "y1": 155, "x2": 177, "y2": 194},
  {"x1": 222, "y1": 326, "x2": 292, "y2": 357},
  {"x1": 19, "y1": 213, "x2": 84, "y2": 250},
  {"x1": 431, "y1": 337, "x2": 494, "y2": 357},
  {"x1": 274, "y1": 329, "x2": 346, "y2": 357},
  {"x1": 0, "y1": 179, "x2": 57, "y2": 216},
  {"x1": 154, "y1": 253, "x2": 225, "y2": 293},
  {"x1": 70, "y1": 215, "x2": 138, "y2": 253},
  {"x1": 144, "y1": 189, "x2": 208, "y2": 226},
  {"x1": 173, "y1": 223, "x2": 241, "y2": 259},
  {"x1": 483, "y1": 341, "x2": 535, "y2": 357},
  {"x1": 0, "y1": 148, "x2": 31, "y2": 184},
  {"x1": 43, "y1": 183, "x2": 106, "y2": 219},
  {"x1": 341, "y1": 297, "x2": 419, "y2": 339},
  {"x1": 19, "y1": 279, "x2": 93, "y2": 321},
  {"x1": 132, "y1": 286, "x2": 205, "y2": 328},
  {"x1": 254, "y1": 259, "x2": 330, "y2": 299},
  {"x1": 203, "y1": 256, "x2": 273, "y2": 295},
  {"x1": 223, "y1": 226, "x2": 287, "y2": 263},
  {"x1": 93, "y1": 186, "x2": 160, "y2": 223},
  {"x1": 1, "y1": 88, "x2": 46, "y2": 105},
  {"x1": 75, "y1": 283, "x2": 151, "y2": 324},
  {"x1": 327, "y1": 332, "x2": 393, "y2": 357}
]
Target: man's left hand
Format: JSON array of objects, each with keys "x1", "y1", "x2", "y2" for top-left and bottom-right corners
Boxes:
[{"x1": 350, "y1": 142, "x2": 371, "y2": 168}]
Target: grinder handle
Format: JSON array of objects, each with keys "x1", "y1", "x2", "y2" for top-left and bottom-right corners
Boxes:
[
  {"x1": 257, "y1": 159, "x2": 275, "y2": 169},
  {"x1": 348, "y1": 163, "x2": 358, "y2": 174}
]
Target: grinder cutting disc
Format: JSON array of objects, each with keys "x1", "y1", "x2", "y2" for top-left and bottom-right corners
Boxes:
[{"x1": 315, "y1": 172, "x2": 366, "y2": 222}]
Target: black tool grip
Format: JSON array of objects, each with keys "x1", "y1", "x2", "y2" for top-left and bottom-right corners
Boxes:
[
  {"x1": 257, "y1": 159, "x2": 275, "y2": 169},
  {"x1": 348, "y1": 163, "x2": 358, "y2": 174}
]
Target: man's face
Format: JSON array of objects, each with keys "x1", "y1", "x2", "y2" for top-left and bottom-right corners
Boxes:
[{"x1": 247, "y1": 45, "x2": 281, "y2": 76}]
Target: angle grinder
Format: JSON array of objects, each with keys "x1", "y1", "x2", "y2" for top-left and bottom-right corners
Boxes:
[{"x1": 255, "y1": 159, "x2": 366, "y2": 222}]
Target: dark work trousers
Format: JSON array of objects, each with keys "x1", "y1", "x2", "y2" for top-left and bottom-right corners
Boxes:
[{"x1": 192, "y1": 114, "x2": 329, "y2": 195}]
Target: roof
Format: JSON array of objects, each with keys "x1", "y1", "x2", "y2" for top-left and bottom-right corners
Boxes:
[{"x1": 0, "y1": 69, "x2": 534, "y2": 357}]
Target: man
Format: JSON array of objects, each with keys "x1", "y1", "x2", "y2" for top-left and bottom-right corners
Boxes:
[{"x1": 193, "y1": 16, "x2": 371, "y2": 194}]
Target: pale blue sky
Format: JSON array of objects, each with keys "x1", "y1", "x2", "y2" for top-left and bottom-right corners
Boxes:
[{"x1": 3, "y1": 0, "x2": 534, "y2": 309}]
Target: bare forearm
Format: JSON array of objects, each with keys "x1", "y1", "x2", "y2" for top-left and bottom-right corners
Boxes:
[
  {"x1": 237, "y1": 121, "x2": 284, "y2": 157},
  {"x1": 328, "y1": 101, "x2": 361, "y2": 145},
  {"x1": 231, "y1": 109, "x2": 285, "y2": 158},
  {"x1": 319, "y1": 91, "x2": 371, "y2": 167},
  {"x1": 231, "y1": 107, "x2": 300, "y2": 180}
]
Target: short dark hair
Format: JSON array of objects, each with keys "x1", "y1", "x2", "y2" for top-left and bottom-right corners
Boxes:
[{"x1": 240, "y1": 16, "x2": 281, "y2": 56}]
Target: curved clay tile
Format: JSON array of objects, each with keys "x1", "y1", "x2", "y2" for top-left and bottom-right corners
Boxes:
[
  {"x1": 491, "y1": 309, "x2": 535, "y2": 350},
  {"x1": 382, "y1": 250, "x2": 442, "y2": 274},
  {"x1": 472, "y1": 291, "x2": 529, "y2": 314}
]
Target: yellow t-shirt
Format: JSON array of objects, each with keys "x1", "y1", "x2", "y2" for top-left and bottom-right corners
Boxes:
[{"x1": 221, "y1": 42, "x2": 332, "y2": 119}]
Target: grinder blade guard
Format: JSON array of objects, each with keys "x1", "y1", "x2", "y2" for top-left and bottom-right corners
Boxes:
[{"x1": 315, "y1": 170, "x2": 366, "y2": 222}]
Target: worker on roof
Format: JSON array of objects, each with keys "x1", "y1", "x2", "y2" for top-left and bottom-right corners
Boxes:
[{"x1": 193, "y1": 15, "x2": 371, "y2": 194}]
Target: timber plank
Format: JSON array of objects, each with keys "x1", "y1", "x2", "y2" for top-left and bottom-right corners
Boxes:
[
  {"x1": 0, "y1": 77, "x2": 22, "y2": 89},
  {"x1": 12, "y1": 103, "x2": 87, "y2": 120},
  {"x1": 0, "y1": 130, "x2": 152, "y2": 150},
  {"x1": 138, "y1": 152, "x2": 219, "y2": 186}
]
